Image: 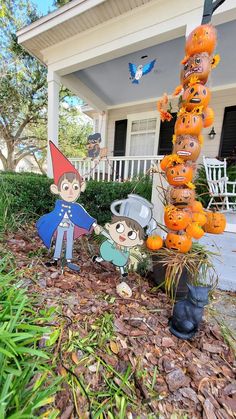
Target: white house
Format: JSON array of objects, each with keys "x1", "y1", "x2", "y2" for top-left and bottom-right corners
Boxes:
[{"x1": 17, "y1": 0, "x2": 236, "y2": 180}]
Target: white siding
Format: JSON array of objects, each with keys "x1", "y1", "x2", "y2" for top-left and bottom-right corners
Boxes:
[{"x1": 105, "y1": 87, "x2": 236, "y2": 159}]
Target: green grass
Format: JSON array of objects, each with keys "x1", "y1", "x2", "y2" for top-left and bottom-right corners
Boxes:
[{"x1": 0, "y1": 257, "x2": 61, "y2": 418}]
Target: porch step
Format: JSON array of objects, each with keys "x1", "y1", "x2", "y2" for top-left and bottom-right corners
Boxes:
[
  {"x1": 224, "y1": 211, "x2": 236, "y2": 233},
  {"x1": 200, "y1": 232, "x2": 236, "y2": 292}
]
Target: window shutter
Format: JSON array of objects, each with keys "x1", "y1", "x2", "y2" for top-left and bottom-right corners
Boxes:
[
  {"x1": 220, "y1": 106, "x2": 236, "y2": 158},
  {"x1": 158, "y1": 113, "x2": 177, "y2": 155}
]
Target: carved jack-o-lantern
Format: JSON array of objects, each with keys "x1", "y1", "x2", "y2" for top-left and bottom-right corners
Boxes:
[
  {"x1": 182, "y1": 84, "x2": 211, "y2": 111},
  {"x1": 164, "y1": 207, "x2": 190, "y2": 231},
  {"x1": 181, "y1": 52, "x2": 212, "y2": 86},
  {"x1": 165, "y1": 232, "x2": 192, "y2": 253},
  {"x1": 202, "y1": 107, "x2": 214, "y2": 128},
  {"x1": 173, "y1": 135, "x2": 201, "y2": 162},
  {"x1": 175, "y1": 113, "x2": 203, "y2": 137},
  {"x1": 169, "y1": 187, "x2": 195, "y2": 208},
  {"x1": 166, "y1": 164, "x2": 193, "y2": 186},
  {"x1": 203, "y1": 211, "x2": 226, "y2": 234},
  {"x1": 185, "y1": 24, "x2": 217, "y2": 56}
]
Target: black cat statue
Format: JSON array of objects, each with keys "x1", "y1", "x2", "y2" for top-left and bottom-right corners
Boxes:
[{"x1": 169, "y1": 284, "x2": 211, "y2": 340}]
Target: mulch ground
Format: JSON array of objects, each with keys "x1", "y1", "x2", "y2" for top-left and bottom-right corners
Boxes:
[{"x1": 3, "y1": 225, "x2": 236, "y2": 418}]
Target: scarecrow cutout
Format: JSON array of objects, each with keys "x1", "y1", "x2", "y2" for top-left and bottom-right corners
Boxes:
[
  {"x1": 129, "y1": 59, "x2": 156, "y2": 84},
  {"x1": 36, "y1": 141, "x2": 99, "y2": 271},
  {"x1": 93, "y1": 194, "x2": 157, "y2": 297},
  {"x1": 86, "y1": 132, "x2": 107, "y2": 159},
  {"x1": 86, "y1": 133, "x2": 101, "y2": 158}
]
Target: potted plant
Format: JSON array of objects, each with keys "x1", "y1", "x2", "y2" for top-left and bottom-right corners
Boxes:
[{"x1": 147, "y1": 242, "x2": 218, "y2": 301}]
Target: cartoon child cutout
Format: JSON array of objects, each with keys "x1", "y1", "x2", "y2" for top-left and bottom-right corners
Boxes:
[
  {"x1": 93, "y1": 215, "x2": 144, "y2": 276},
  {"x1": 93, "y1": 194, "x2": 157, "y2": 297},
  {"x1": 36, "y1": 141, "x2": 99, "y2": 271}
]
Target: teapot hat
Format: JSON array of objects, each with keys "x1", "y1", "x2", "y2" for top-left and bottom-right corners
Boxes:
[{"x1": 110, "y1": 194, "x2": 157, "y2": 235}]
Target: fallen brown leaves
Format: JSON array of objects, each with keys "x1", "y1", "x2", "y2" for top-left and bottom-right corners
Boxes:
[{"x1": 3, "y1": 224, "x2": 236, "y2": 418}]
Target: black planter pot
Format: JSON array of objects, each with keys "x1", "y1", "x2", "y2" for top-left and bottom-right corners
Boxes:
[
  {"x1": 169, "y1": 284, "x2": 211, "y2": 340},
  {"x1": 151, "y1": 255, "x2": 189, "y2": 300}
]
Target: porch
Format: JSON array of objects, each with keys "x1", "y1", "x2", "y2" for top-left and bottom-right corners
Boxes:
[
  {"x1": 69, "y1": 155, "x2": 163, "y2": 182},
  {"x1": 17, "y1": 0, "x2": 236, "y2": 176}
]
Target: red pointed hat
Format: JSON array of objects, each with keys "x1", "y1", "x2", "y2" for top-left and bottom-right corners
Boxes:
[{"x1": 49, "y1": 141, "x2": 81, "y2": 184}]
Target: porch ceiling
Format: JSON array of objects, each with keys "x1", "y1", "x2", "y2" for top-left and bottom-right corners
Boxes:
[
  {"x1": 73, "y1": 20, "x2": 236, "y2": 107},
  {"x1": 17, "y1": 0, "x2": 153, "y2": 61}
]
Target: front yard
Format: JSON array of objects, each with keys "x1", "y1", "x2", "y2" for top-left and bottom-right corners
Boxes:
[{"x1": 1, "y1": 223, "x2": 235, "y2": 418}]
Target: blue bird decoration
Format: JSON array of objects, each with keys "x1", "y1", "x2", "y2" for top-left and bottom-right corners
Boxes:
[{"x1": 128, "y1": 59, "x2": 156, "y2": 84}]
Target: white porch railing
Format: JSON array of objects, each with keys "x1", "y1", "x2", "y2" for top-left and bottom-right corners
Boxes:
[{"x1": 69, "y1": 155, "x2": 164, "y2": 182}]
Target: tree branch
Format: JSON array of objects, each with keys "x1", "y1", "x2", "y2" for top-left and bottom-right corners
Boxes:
[
  {"x1": 14, "y1": 116, "x2": 30, "y2": 140},
  {"x1": 0, "y1": 149, "x2": 7, "y2": 169},
  {"x1": 201, "y1": 0, "x2": 226, "y2": 24},
  {"x1": 14, "y1": 145, "x2": 47, "y2": 164}
]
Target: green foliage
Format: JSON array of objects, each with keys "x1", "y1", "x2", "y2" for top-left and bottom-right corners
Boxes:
[
  {"x1": 195, "y1": 163, "x2": 236, "y2": 207},
  {"x1": 0, "y1": 0, "x2": 92, "y2": 171},
  {"x1": 79, "y1": 177, "x2": 152, "y2": 225},
  {"x1": 53, "y1": 0, "x2": 72, "y2": 7},
  {"x1": 0, "y1": 172, "x2": 54, "y2": 231},
  {"x1": 0, "y1": 172, "x2": 152, "y2": 231},
  {"x1": 0, "y1": 257, "x2": 60, "y2": 418}
]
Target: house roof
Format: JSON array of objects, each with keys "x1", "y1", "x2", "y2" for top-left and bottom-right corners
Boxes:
[{"x1": 17, "y1": 0, "x2": 152, "y2": 62}]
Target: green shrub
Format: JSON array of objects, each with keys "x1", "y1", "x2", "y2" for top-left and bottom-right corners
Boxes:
[
  {"x1": 0, "y1": 172, "x2": 152, "y2": 230},
  {"x1": 195, "y1": 163, "x2": 236, "y2": 208}
]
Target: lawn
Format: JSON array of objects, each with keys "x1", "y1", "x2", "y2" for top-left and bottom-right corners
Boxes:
[{"x1": 0, "y1": 223, "x2": 235, "y2": 418}]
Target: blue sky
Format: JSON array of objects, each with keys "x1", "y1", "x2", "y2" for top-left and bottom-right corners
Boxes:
[
  {"x1": 31, "y1": 0, "x2": 83, "y2": 106},
  {"x1": 33, "y1": 0, "x2": 55, "y2": 16}
]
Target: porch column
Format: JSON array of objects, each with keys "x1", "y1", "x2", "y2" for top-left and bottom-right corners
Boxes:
[
  {"x1": 47, "y1": 70, "x2": 60, "y2": 177},
  {"x1": 151, "y1": 170, "x2": 168, "y2": 238},
  {"x1": 99, "y1": 111, "x2": 107, "y2": 149}
]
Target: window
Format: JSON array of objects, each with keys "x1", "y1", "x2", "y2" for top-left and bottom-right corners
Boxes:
[
  {"x1": 219, "y1": 106, "x2": 236, "y2": 157},
  {"x1": 126, "y1": 112, "x2": 160, "y2": 156},
  {"x1": 158, "y1": 113, "x2": 177, "y2": 155}
]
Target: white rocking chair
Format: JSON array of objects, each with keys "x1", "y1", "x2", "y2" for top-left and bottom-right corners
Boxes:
[{"x1": 203, "y1": 156, "x2": 236, "y2": 211}]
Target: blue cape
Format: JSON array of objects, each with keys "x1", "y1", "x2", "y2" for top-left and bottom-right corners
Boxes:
[{"x1": 36, "y1": 200, "x2": 96, "y2": 248}]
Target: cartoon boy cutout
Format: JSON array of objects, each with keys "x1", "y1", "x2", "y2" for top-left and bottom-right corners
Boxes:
[
  {"x1": 93, "y1": 215, "x2": 144, "y2": 277},
  {"x1": 36, "y1": 141, "x2": 99, "y2": 271}
]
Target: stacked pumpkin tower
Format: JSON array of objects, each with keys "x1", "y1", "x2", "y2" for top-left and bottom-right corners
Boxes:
[{"x1": 158, "y1": 23, "x2": 225, "y2": 253}]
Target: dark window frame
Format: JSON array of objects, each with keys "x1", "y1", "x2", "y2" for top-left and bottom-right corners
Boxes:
[
  {"x1": 219, "y1": 105, "x2": 236, "y2": 158},
  {"x1": 158, "y1": 112, "x2": 177, "y2": 155}
]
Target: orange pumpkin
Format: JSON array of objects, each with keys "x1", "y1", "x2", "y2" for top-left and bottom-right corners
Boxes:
[
  {"x1": 166, "y1": 164, "x2": 193, "y2": 186},
  {"x1": 181, "y1": 52, "x2": 212, "y2": 86},
  {"x1": 165, "y1": 232, "x2": 192, "y2": 253},
  {"x1": 175, "y1": 112, "x2": 203, "y2": 136},
  {"x1": 146, "y1": 235, "x2": 163, "y2": 250},
  {"x1": 182, "y1": 83, "x2": 211, "y2": 111},
  {"x1": 192, "y1": 212, "x2": 207, "y2": 226},
  {"x1": 189, "y1": 200, "x2": 204, "y2": 213},
  {"x1": 186, "y1": 222, "x2": 205, "y2": 239},
  {"x1": 185, "y1": 24, "x2": 217, "y2": 56},
  {"x1": 202, "y1": 107, "x2": 214, "y2": 128},
  {"x1": 164, "y1": 207, "x2": 191, "y2": 231},
  {"x1": 169, "y1": 187, "x2": 196, "y2": 208},
  {"x1": 203, "y1": 211, "x2": 226, "y2": 234},
  {"x1": 173, "y1": 135, "x2": 201, "y2": 162},
  {"x1": 160, "y1": 155, "x2": 171, "y2": 171}
]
